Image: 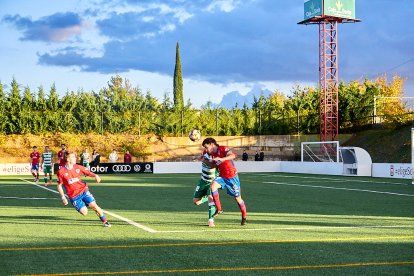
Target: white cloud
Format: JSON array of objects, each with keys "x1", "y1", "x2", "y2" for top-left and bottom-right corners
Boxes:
[{"x1": 206, "y1": 0, "x2": 240, "y2": 13}]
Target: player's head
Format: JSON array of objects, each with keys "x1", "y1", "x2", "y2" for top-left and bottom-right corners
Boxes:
[
  {"x1": 45, "y1": 146, "x2": 50, "y2": 151},
  {"x1": 202, "y1": 137, "x2": 218, "y2": 154},
  {"x1": 64, "y1": 151, "x2": 76, "y2": 164},
  {"x1": 32, "y1": 146, "x2": 37, "y2": 152}
]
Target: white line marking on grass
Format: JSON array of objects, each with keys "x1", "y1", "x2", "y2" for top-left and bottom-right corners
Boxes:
[
  {"x1": 157, "y1": 225, "x2": 414, "y2": 233},
  {"x1": 0, "y1": 196, "x2": 58, "y2": 200},
  {"x1": 264, "y1": 181, "x2": 414, "y2": 197},
  {"x1": 256, "y1": 173, "x2": 408, "y2": 186},
  {"x1": 102, "y1": 210, "x2": 157, "y2": 233},
  {"x1": 0, "y1": 184, "x2": 23, "y2": 188},
  {"x1": 20, "y1": 178, "x2": 157, "y2": 233}
]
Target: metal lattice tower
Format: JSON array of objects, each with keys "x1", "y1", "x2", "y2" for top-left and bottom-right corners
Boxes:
[
  {"x1": 298, "y1": 0, "x2": 360, "y2": 142},
  {"x1": 319, "y1": 20, "x2": 338, "y2": 141}
]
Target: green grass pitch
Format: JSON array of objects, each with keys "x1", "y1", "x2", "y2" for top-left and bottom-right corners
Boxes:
[{"x1": 1, "y1": 173, "x2": 414, "y2": 275}]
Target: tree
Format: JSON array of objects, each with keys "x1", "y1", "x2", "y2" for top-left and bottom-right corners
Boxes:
[
  {"x1": 21, "y1": 86, "x2": 34, "y2": 133},
  {"x1": 0, "y1": 82, "x2": 8, "y2": 133},
  {"x1": 173, "y1": 42, "x2": 184, "y2": 110},
  {"x1": 375, "y1": 75, "x2": 408, "y2": 125},
  {"x1": 6, "y1": 78, "x2": 22, "y2": 133}
]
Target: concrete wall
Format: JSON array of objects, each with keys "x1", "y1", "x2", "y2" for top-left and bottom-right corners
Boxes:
[
  {"x1": 372, "y1": 163, "x2": 412, "y2": 179},
  {"x1": 155, "y1": 161, "x2": 343, "y2": 175},
  {"x1": 3, "y1": 161, "x2": 412, "y2": 180}
]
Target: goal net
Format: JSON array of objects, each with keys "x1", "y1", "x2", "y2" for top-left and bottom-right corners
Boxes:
[{"x1": 301, "y1": 141, "x2": 340, "y2": 162}]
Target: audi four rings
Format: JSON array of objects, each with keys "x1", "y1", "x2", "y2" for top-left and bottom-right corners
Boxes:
[{"x1": 112, "y1": 165, "x2": 132, "y2": 172}]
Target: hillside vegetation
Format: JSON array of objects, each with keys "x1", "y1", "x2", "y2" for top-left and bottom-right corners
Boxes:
[{"x1": 343, "y1": 125, "x2": 411, "y2": 163}]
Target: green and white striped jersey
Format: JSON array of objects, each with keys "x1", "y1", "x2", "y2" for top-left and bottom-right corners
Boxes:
[
  {"x1": 81, "y1": 152, "x2": 90, "y2": 163},
  {"x1": 201, "y1": 153, "x2": 217, "y2": 183},
  {"x1": 42, "y1": 151, "x2": 53, "y2": 166}
]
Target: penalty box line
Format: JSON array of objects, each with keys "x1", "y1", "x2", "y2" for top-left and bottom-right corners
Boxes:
[{"x1": 19, "y1": 178, "x2": 157, "y2": 233}]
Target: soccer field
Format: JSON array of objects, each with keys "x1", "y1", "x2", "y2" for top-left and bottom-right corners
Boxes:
[{"x1": 1, "y1": 173, "x2": 414, "y2": 275}]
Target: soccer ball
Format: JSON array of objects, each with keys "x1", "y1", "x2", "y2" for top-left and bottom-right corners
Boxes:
[{"x1": 189, "y1": 129, "x2": 201, "y2": 142}]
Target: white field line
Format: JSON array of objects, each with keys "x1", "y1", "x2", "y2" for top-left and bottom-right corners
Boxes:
[
  {"x1": 0, "y1": 196, "x2": 58, "y2": 200},
  {"x1": 0, "y1": 184, "x2": 24, "y2": 188},
  {"x1": 158, "y1": 225, "x2": 414, "y2": 233},
  {"x1": 264, "y1": 181, "x2": 414, "y2": 197},
  {"x1": 253, "y1": 173, "x2": 408, "y2": 186},
  {"x1": 20, "y1": 178, "x2": 61, "y2": 194},
  {"x1": 102, "y1": 210, "x2": 157, "y2": 233},
  {"x1": 19, "y1": 178, "x2": 157, "y2": 233}
]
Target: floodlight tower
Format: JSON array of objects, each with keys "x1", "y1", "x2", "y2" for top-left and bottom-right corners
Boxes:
[{"x1": 298, "y1": 0, "x2": 360, "y2": 141}]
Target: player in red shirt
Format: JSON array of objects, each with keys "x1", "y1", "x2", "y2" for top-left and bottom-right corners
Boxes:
[
  {"x1": 57, "y1": 144, "x2": 68, "y2": 168},
  {"x1": 202, "y1": 137, "x2": 247, "y2": 226},
  {"x1": 57, "y1": 152, "x2": 111, "y2": 227},
  {"x1": 30, "y1": 146, "x2": 41, "y2": 182}
]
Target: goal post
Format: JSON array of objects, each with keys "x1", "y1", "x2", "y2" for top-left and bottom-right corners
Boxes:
[
  {"x1": 412, "y1": 128, "x2": 414, "y2": 184},
  {"x1": 301, "y1": 141, "x2": 340, "y2": 162}
]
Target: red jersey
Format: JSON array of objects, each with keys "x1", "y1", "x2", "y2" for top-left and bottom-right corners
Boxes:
[
  {"x1": 58, "y1": 150, "x2": 67, "y2": 166},
  {"x1": 57, "y1": 164, "x2": 96, "y2": 199},
  {"x1": 124, "y1": 153, "x2": 132, "y2": 163},
  {"x1": 210, "y1": 146, "x2": 238, "y2": 179},
  {"x1": 30, "y1": 152, "x2": 41, "y2": 165}
]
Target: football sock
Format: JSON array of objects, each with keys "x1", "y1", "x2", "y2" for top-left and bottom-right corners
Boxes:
[
  {"x1": 95, "y1": 211, "x2": 107, "y2": 222},
  {"x1": 201, "y1": 195, "x2": 208, "y2": 204},
  {"x1": 44, "y1": 177, "x2": 47, "y2": 184},
  {"x1": 238, "y1": 200, "x2": 247, "y2": 218},
  {"x1": 99, "y1": 214, "x2": 107, "y2": 223},
  {"x1": 36, "y1": 173, "x2": 39, "y2": 179},
  {"x1": 32, "y1": 172, "x2": 36, "y2": 178},
  {"x1": 208, "y1": 202, "x2": 217, "y2": 219},
  {"x1": 212, "y1": 191, "x2": 222, "y2": 211}
]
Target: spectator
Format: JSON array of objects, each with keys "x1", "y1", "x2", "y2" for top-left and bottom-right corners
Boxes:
[
  {"x1": 124, "y1": 150, "x2": 132, "y2": 163},
  {"x1": 259, "y1": 151, "x2": 264, "y2": 161},
  {"x1": 91, "y1": 150, "x2": 100, "y2": 167},
  {"x1": 109, "y1": 149, "x2": 118, "y2": 163},
  {"x1": 254, "y1": 151, "x2": 259, "y2": 161},
  {"x1": 242, "y1": 150, "x2": 248, "y2": 161}
]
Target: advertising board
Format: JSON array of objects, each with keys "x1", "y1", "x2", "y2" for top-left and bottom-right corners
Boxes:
[
  {"x1": 304, "y1": 0, "x2": 356, "y2": 20},
  {"x1": 53, "y1": 162, "x2": 153, "y2": 175}
]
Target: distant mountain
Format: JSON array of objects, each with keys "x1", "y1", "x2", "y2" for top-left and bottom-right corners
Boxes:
[{"x1": 208, "y1": 85, "x2": 273, "y2": 109}]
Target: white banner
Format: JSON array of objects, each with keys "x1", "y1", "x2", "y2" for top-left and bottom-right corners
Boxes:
[
  {"x1": 0, "y1": 163, "x2": 34, "y2": 175},
  {"x1": 372, "y1": 163, "x2": 412, "y2": 179}
]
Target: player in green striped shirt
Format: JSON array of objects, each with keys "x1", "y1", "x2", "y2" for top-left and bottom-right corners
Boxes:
[
  {"x1": 80, "y1": 148, "x2": 91, "y2": 169},
  {"x1": 41, "y1": 146, "x2": 54, "y2": 186},
  {"x1": 193, "y1": 152, "x2": 219, "y2": 227}
]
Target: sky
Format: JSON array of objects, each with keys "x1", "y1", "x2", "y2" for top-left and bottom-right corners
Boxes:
[{"x1": 0, "y1": 0, "x2": 413, "y2": 107}]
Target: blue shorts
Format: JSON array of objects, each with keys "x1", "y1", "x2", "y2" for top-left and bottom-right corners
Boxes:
[
  {"x1": 214, "y1": 175, "x2": 241, "y2": 197},
  {"x1": 31, "y1": 164, "x2": 39, "y2": 171},
  {"x1": 70, "y1": 190, "x2": 96, "y2": 212}
]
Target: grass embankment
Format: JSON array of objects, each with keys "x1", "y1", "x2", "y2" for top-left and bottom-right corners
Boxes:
[{"x1": 343, "y1": 125, "x2": 411, "y2": 163}]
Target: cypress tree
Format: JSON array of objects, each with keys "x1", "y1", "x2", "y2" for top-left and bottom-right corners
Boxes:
[{"x1": 173, "y1": 42, "x2": 184, "y2": 110}]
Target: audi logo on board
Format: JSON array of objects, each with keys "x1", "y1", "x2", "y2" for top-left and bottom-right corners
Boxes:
[
  {"x1": 57, "y1": 162, "x2": 154, "y2": 175},
  {"x1": 113, "y1": 165, "x2": 132, "y2": 172}
]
